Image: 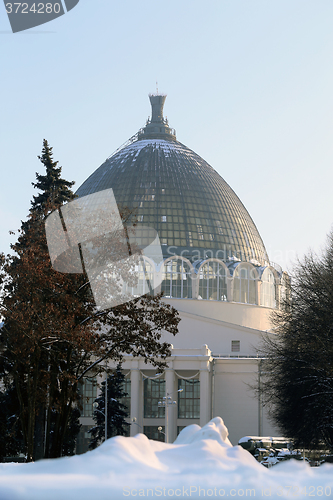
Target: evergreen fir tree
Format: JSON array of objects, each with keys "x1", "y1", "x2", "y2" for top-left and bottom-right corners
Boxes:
[
  {"x1": 31, "y1": 139, "x2": 76, "y2": 214},
  {"x1": 0, "y1": 140, "x2": 94, "y2": 460},
  {"x1": 89, "y1": 365, "x2": 130, "y2": 449},
  {"x1": 0, "y1": 140, "x2": 179, "y2": 461}
]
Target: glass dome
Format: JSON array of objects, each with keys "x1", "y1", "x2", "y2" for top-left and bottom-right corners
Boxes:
[{"x1": 76, "y1": 95, "x2": 269, "y2": 265}]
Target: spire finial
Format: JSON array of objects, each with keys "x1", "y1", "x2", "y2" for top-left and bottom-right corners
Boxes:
[{"x1": 139, "y1": 93, "x2": 176, "y2": 141}]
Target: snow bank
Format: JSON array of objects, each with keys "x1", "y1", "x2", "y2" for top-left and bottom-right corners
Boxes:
[{"x1": 0, "y1": 417, "x2": 332, "y2": 500}]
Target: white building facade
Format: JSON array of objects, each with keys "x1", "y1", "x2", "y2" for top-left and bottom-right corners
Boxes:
[{"x1": 76, "y1": 94, "x2": 286, "y2": 452}]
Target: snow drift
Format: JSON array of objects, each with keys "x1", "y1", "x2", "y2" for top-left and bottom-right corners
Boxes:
[{"x1": 0, "y1": 417, "x2": 332, "y2": 499}]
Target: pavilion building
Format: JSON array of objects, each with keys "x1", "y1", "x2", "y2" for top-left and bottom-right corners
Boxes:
[{"x1": 75, "y1": 94, "x2": 286, "y2": 452}]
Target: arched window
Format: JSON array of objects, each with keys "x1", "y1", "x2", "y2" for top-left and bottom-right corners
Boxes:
[
  {"x1": 198, "y1": 260, "x2": 227, "y2": 301},
  {"x1": 260, "y1": 268, "x2": 276, "y2": 308},
  {"x1": 161, "y1": 258, "x2": 192, "y2": 298},
  {"x1": 123, "y1": 258, "x2": 154, "y2": 297},
  {"x1": 233, "y1": 264, "x2": 257, "y2": 304}
]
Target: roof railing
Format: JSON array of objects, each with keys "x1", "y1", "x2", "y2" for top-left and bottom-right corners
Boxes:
[{"x1": 106, "y1": 131, "x2": 140, "y2": 160}]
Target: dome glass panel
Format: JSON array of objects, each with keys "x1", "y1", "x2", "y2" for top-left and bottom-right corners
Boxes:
[{"x1": 76, "y1": 95, "x2": 269, "y2": 266}]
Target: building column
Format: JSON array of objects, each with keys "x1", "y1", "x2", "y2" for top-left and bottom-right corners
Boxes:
[
  {"x1": 257, "y1": 279, "x2": 262, "y2": 306},
  {"x1": 165, "y1": 365, "x2": 176, "y2": 443},
  {"x1": 192, "y1": 268, "x2": 199, "y2": 299},
  {"x1": 276, "y1": 282, "x2": 282, "y2": 309},
  {"x1": 154, "y1": 268, "x2": 162, "y2": 295},
  {"x1": 200, "y1": 345, "x2": 211, "y2": 427},
  {"x1": 227, "y1": 275, "x2": 233, "y2": 302},
  {"x1": 130, "y1": 360, "x2": 141, "y2": 436}
]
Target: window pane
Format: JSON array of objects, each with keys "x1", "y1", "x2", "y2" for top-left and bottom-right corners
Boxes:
[
  {"x1": 79, "y1": 378, "x2": 97, "y2": 417},
  {"x1": 260, "y1": 269, "x2": 276, "y2": 308},
  {"x1": 144, "y1": 379, "x2": 165, "y2": 418},
  {"x1": 144, "y1": 426, "x2": 165, "y2": 442},
  {"x1": 178, "y1": 379, "x2": 200, "y2": 419},
  {"x1": 233, "y1": 266, "x2": 257, "y2": 305},
  {"x1": 198, "y1": 261, "x2": 227, "y2": 301},
  {"x1": 121, "y1": 378, "x2": 131, "y2": 414},
  {"x1": 231, "y1": 340, "x2": 240, "y2": 352},
  {"x1": 161, "y1": 259, "x2": 192, "y2": 299}
]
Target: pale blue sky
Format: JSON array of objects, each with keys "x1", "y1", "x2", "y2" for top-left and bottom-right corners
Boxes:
[{"x1": 1, "y1": 0, "x2": 333, "y2": 272}]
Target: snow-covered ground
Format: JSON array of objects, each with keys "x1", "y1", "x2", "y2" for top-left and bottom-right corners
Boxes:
[{"x1": 0, "y1": 417, "x2": 332, "y2": 500}]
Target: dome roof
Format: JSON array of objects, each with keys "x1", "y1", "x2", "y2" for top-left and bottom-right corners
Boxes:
[{"x1": 76, "y1": 95, "x2": 269, "y2": 265}]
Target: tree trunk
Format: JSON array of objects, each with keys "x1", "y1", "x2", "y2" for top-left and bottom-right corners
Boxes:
[
  {"x1": 26, "y1": 371, "x2": 36, "y2": 462},
  {"x1": 14, "y1": 372, "x2": 28, "y2": 456},
  {"x1": 26, "y1": 353, "x2": 41, "y2": 462},
  {"x1": 33, "y1": 404, "x2": 45, "y2": 460}
]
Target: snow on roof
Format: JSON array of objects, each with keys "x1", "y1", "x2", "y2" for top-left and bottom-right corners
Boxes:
[
  {"x1": 238, "y1": 436, "x2": 254, "y2": 443},
  {"x1": 107, "y1": 138, "x2": 201, "y2": 165},
  {"x1": 0, "y1": 417, "x2": 332, "y2": 499},
  {"x1": 239, "y1": 436, "x2": 291, "y2": 444}
]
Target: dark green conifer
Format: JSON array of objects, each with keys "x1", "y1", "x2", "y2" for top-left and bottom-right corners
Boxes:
[
  {"x1": 31, "y1": 139, "x2": 76, "y2": 214},
  {"x1": 0, "y1": 140, "x2": 179, "y2": 461},
  {"x1": 89, "y1": 365, "x2": 130, "y2": 449}
]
